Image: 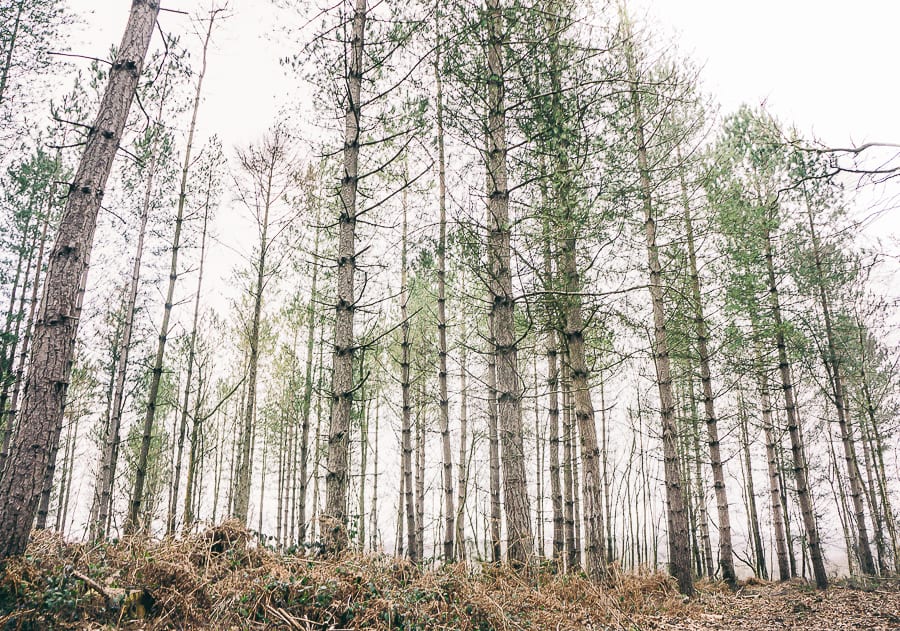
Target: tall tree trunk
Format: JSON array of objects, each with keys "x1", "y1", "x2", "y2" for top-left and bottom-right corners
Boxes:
[
  {"x1": 738, "y1": 389, "x2": 767, "y2": 579},
  {"x1": 415, "y1": 380, "x2": 426, "y2": 562},
  {"x1": 802, "y1": 195, "x2": 875, "y2": 575},
  {"x1": 486, "y1": 315, "x2": 502, "y2": 564},
  {"x1": 455, "y1": 331, "x2": 469, "y2": 561},
  {"x1": 548, "y1": 332, "x2": 564, "y2": 564},
  {"x1": 0, "y1": 0, "x2": 159, "y2": 559},
  {"x1": 126, "y1": 7, "x2": 211, "y2": 531},
  {"x1": 3, "y1": 186, "x2": 55, "y2": 478},
  {"x1": 763, "y1": 226, "x2": 828, "y2": 589},
  {"x1": 233, "y1": 153, "x2": 276, "y2": 525},
  {"x1": 857, "y1": 386, "x2": 889, "y2": 574},
  {"x1": 297, "y1": 208, "x2": 321, "y2": 546},
  {"x1": 755, "y1": 358, "x2": 791, "y2": 580},
  {"x1": 534, "y1": 357, "x2": 544, "y2": 558},
  {"x1": 169, "y1": 183, "x2": 212, "y2": 535},
  {"x1": 624, "y1": 25, "x2": 693, "y2": 593},
  {"x1": 357, "y1": 350, "x2": 368, "y2": 551},
  {"x1": 857, "y1": 326, "x2": 900, "y2": 567},
  {"x1": 686, "y1": 373, "x2": 715, "y2": 578},
  {"x1": 322, "y1": 0, "x2": 366, "y2": 553},
  {"x1": 484, "y1": 0, "x2": 531, "y2": 566},
  {"x1": 433, "y1": 6, "x2": 454, "y2": 562},
  {"x1": 558, "y1": 232, "x2": 606, "y2": 578},
  {"x1": 678, "y1": 153, "x2": 736, "y2": 586},
  {"x1": 400, "y1": 189, "x2": 416, "y2": 561},
  {"x1": 0, "y1": 212, "x2": 36, "y2": 477}
]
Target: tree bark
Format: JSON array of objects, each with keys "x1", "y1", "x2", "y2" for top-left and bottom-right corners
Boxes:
[
  {"x1": 322, "y1": 0, "x2": 366, "y2": 553},
  {"x1": 678, "y1": 153, "x2": 736, "y2": 586},
  {"x1": 484, "y1": 0, "x2": 531, "y2": 566},
  {"x1": 802, "y1": 194, "x2": 875, "y2": 575},
  {"x1": 433, "y1": 5, "x2": 455, "y2": 562},
  {"x1": 0, "y1": 0, "x2": 159, "y2": 559},
  {"x1": 763, "y1": 226, "x2": 828, "y2": 589},
  {"x1": 126, "y1": 6, "x2": 210, "y2": 531},
  {"x1": 455, "y1": 329, "x2": 469, "y2": 561},
  {"x1": 297, "y1": 204, "x2": 321, "y2": 546},
  {"x1": 625, "y1": 28, "x2": 693, "y2": 593}
]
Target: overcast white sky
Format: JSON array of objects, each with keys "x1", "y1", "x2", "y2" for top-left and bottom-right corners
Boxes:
[{"x1": 63, "y1": 0, "x2": 900, "y2": 290}]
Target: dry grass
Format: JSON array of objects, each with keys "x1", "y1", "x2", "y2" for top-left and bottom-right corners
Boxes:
[{"x1": 1, "y1": 523, "x2": 897, "y2": 630}]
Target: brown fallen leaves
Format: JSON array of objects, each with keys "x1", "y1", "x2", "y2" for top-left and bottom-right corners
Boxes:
[{"x1": 0, "y1": 523, "x2": 897, "y2": 630}]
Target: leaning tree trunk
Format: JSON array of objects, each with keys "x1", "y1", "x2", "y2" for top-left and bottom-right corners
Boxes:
[
  {"x1": 763, "y1": 226, "x2": 828, "y2": 589},
  {"x1": 126, "y1": 17, "x2": 210, "y2": 530},
  {"x1": 322, "y1": 0, "x2": 366, "y2": 554},
  {"x1": 625, "y1": 31, "x2": 693, "y2": 594},
  {"x1": 168, "y1": 182, "x2": 211, "y2": 535},
  {"x1": 95, "y1": 97, "x2": 160, "y2": 540},
  {"x1": 678, "y1": 155, "x2": 736, "y2": 587},
  {"x1": 0, "y1": 0, "x2": 159, "y2": 559},
  {"x1": 484, "y1": 0, "x2": 532, "y2": 566}
]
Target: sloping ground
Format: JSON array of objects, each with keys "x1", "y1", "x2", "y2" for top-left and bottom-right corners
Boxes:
[{"x1": 0, "y1": 523, "x2": 897, "y2": 630}]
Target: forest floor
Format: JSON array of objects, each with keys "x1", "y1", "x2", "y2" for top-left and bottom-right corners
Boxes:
[{"x1": 1, "y1": 522, "x2": 898, "y2": 630}]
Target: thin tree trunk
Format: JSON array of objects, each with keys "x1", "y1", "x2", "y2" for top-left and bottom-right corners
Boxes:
[
  {"x1": 802, "y1": 195, "x2": 875, "y2": 575},
  {"x1": 486, "y1": 315, "x2": 502, "y2": 564},
  {"x1": 560, "y1": 348, "x2": 578, "y2": 572},
  {"x1": 415, "y1": 380, "x2": 426, "y2": 562},
  {"x1": 738, "y1": 389, "x2": 767, "y2": 579},
  {"x1": 433, "y1": 7, "x2": 454, "y2": 561},
  {"x1": 455, "y1": 333, "x2": 469, "y2": 561},
  {"x1": 687, "y1": 374, "x2": 715, "y2": 578},
  {"x1": 126, "y1": 8, "x2": 211, "y2": 531},
  {"x1": 0, "y1": 0, "x2": 24, "y2": 107},
  {"x1": 755, "y1": 359, "x2": 791, "y2": 580},
  {"x1": 678, "y1": 153, "x2": 736, "y2": 587},
  {"x1": 399, "y1": 189, "x2": 416, "y2": 561},
  {"x1": 0, "y1": 213, "x2": 36, "y2": 476},
  {"x1": 624, "y1": 23, "x2": 693, "y2": 593},
  {"x1": 3, "y1": 193, "x2": 53, "y2": 477}
]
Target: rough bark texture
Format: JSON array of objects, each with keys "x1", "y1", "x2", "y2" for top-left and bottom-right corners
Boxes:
[
  {"x1": 755, "y1": 359, "x2": 791, "y2": 581},
  {"x1": 625, "y1": 33, "x2": 693, "y2": 594},
  {"x1": 486, "y1": 314, "x2": 502, "y2": 564},
  {"x1": 322, "y1": 0, "x2": 365, "y2": 554},
  {"x1": 434, "y1": 20, "x2": 454, "y2": 561},
  {"x1": 0, "y1": 0, "x2": 160, "y2": 559},
  {"x1": 802, "y1": 197, "x2": 875, "y2": 576},
  {"x1": 399, "y1": 190, "x2": 416, "y2": 561},
  {"x1": 455, "y1": 326, "x2": 469, "y2": 560},
  {"x1": 485, "y1": 0, "x2": 532, "y2": 567},
  {"x1": 678, "y1": 161, "x2": 737, "y2": 586},
  {"x1": 297, "y1": 208, "x2": 321, "y2": 545},
  {"x1": 763, "y1": 228, "x2": 828, "y2": 589}
]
